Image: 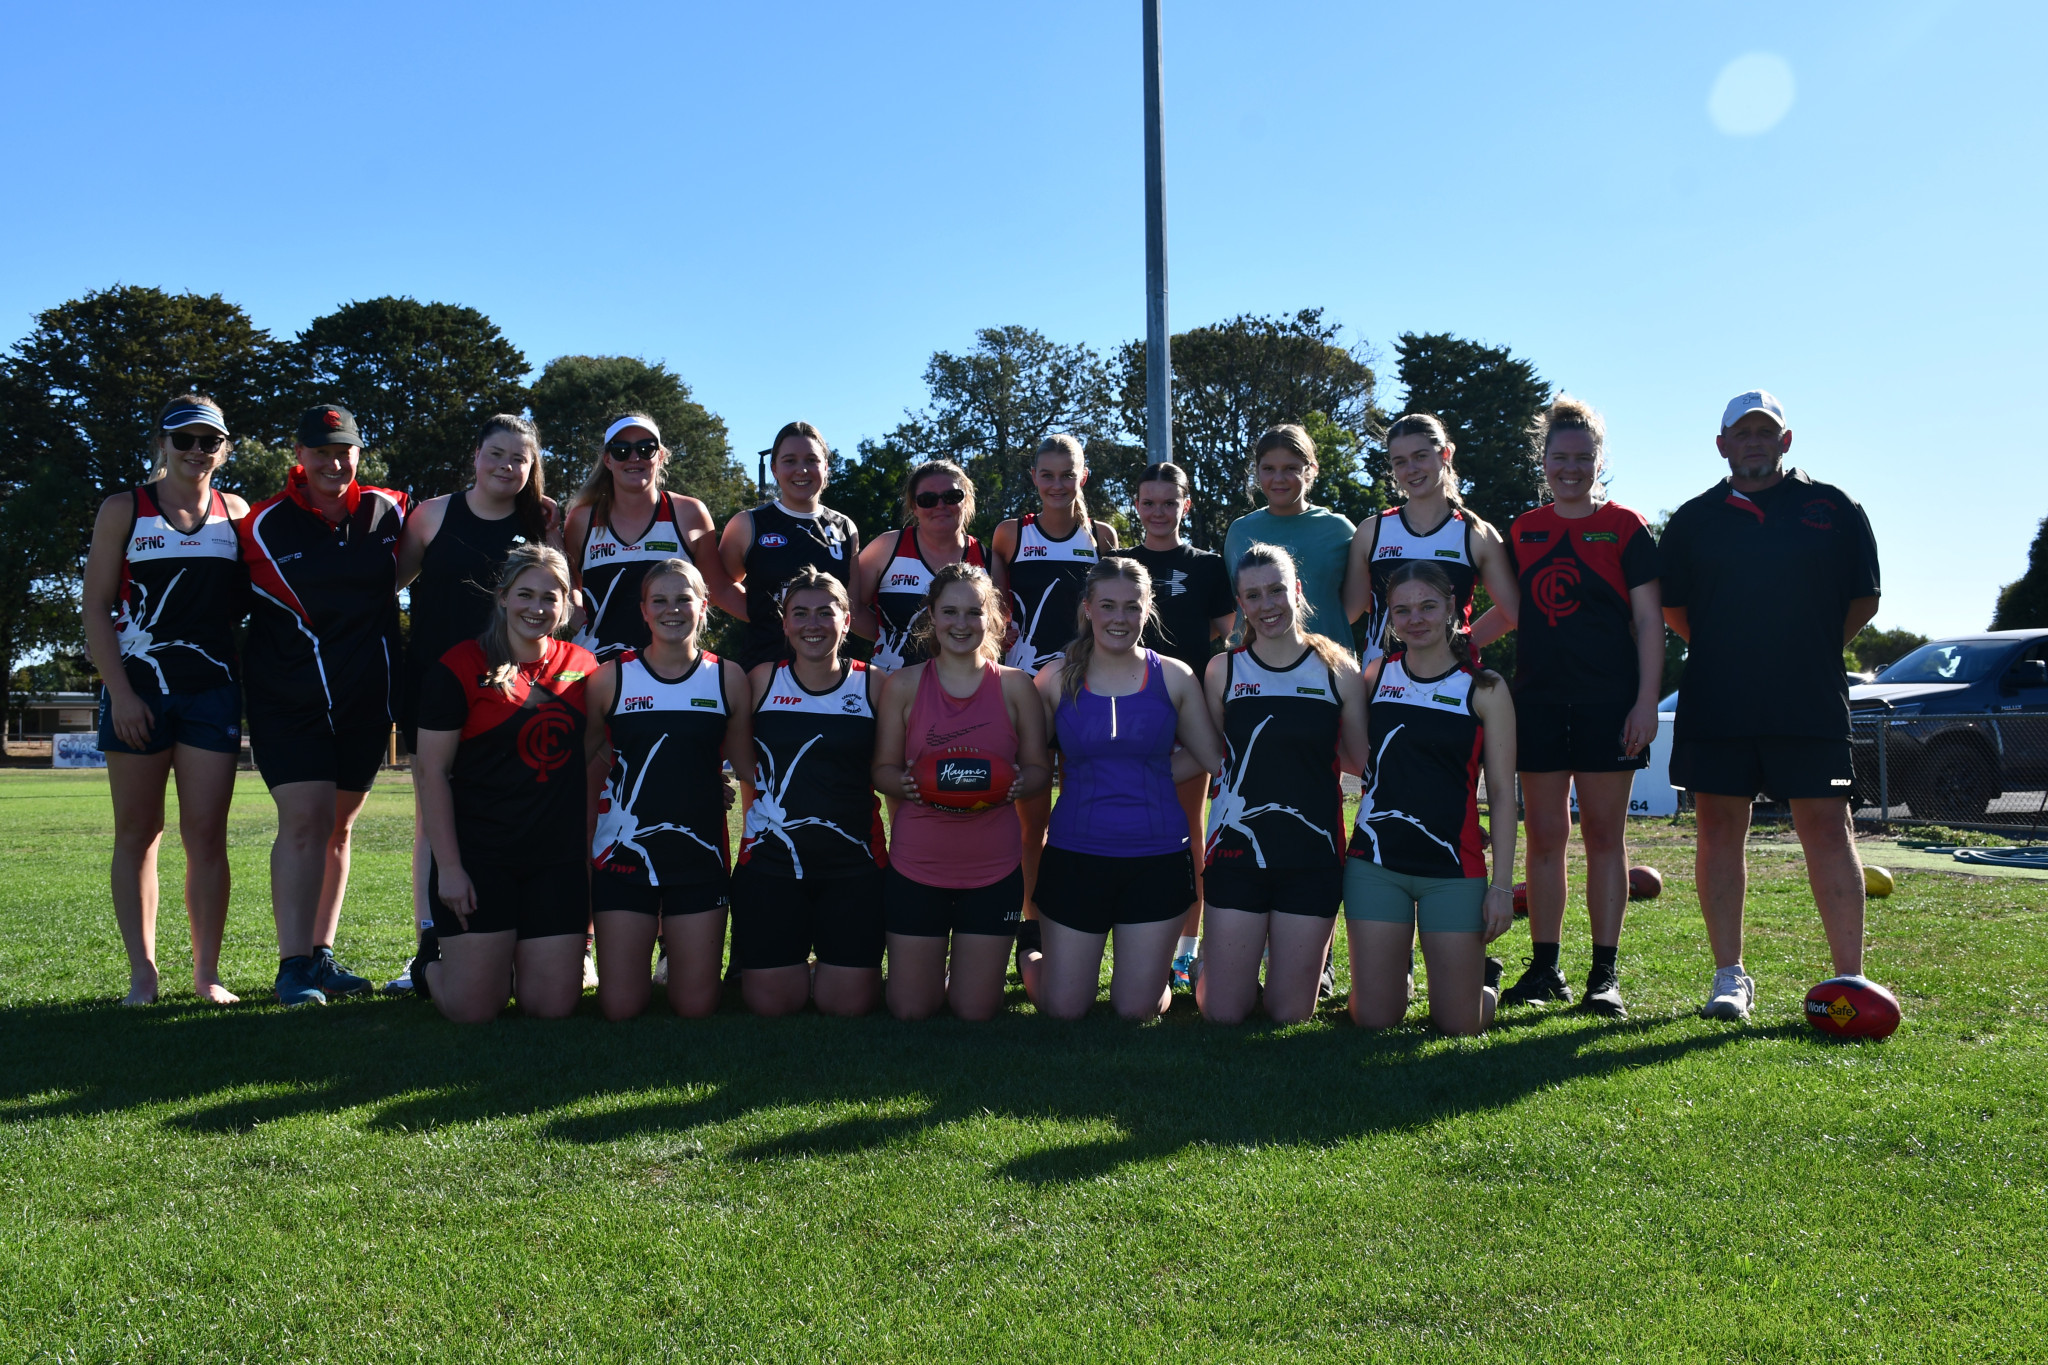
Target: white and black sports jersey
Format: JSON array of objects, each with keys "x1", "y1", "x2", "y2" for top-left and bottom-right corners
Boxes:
[
  {"x1": 870, "y1": 526, "x2": 986, "y2": 673},
  {"x1": 574, "y1": 494, "x2": 691, "y2": 662},
  {"x1": 1361, "y1": 506, "x2": 1478, "y2": 663},
  {"x1": 739, "y1": 500, "x2": 858, "y2": 671},
  {"x1": 1348, "y1": 658, "x2": 1488, "y2": 879},
  {"x1": 113, "y1": 483, "x2": 243, "y2": 694},
  {"x1": 739, "y1": 661, "x2": 885, "y2": 879},
  {"x1": 1204, "y1": 644, "x2": 1344, "y2": 871},
  {"x1": 1003, "y1": 513, "x2": 1099, "y2": 671},
  {"x1": 592, "y1": 650, "x2": 731, "y2": 886}
]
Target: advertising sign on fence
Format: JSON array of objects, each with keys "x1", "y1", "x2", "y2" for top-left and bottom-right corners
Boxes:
[{"x1": 52, "y1": 733, "x2": 106, "y2": 769}]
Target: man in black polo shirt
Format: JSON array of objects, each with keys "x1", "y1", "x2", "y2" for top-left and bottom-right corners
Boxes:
[{"x1": 1660, "y1": 390, "x2": 1882, "y2": 1021}]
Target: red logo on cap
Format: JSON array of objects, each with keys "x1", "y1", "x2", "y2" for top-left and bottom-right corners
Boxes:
[{"x1": 322, "y1": 409, "x2": 342, "y2": 430}]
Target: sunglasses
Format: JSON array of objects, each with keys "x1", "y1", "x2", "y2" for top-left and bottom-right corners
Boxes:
[
  {"x1": 914, "y1": 488, "x2": 967, "y2": 509},
  {"x1": 169, "y1": 431, "x2": 226, "y2": 454},
  {"x1": 607, "y1": 438, "x2": 661, "y2": 461}
]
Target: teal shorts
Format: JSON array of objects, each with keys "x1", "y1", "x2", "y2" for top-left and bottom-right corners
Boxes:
[{"x1": 1342, "y1": 857, "x2": 1486, "y2": 934}]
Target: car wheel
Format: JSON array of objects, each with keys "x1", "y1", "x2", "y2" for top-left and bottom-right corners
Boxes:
[{"x1": 1905, "y1": 745, "x2": 1998, "y2": 821}]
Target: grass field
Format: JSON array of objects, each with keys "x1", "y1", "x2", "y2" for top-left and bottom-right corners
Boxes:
[{"x1": 1, "y1": 768, "x2": 2043, "y2": 1362}]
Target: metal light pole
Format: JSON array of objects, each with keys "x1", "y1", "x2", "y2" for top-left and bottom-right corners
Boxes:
[{"x1": 1143, "y1": 0, "x2": 1171, "y2": 468}]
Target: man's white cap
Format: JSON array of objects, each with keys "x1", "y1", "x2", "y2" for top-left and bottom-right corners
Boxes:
[{"x1": 1720, "y1": 390, "x2": 1787, "y2": 431}]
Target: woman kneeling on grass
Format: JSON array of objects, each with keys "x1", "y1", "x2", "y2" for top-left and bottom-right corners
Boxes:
[
  {"x1": 586, "y1": 559, "x2": 752, "y2": 1021},
  {"x1": 872, "y1": 564, "x2": 1050, "y2": 1020},
  {"x1": 733, "y1": 567, "x2": 888, "y2": 1017},
  {"x1": 1031, "y1": 559, "x2": 1224, "y2": 1022},
  {"x1": 1198, "y1": 544, "x2": 1369, "y2": 1025},
  {"x1": 412, "y1": 546, "x2": 596, "y2": 1022},
  {"x1": 1345, "y1": 561, "x2": 1517, "y2": 1035}
]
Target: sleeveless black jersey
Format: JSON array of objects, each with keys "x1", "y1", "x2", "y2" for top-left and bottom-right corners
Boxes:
[
  {"x1": 870, "y1": 526, "x2": 987, "y2": 673},
  {"x1": 1003, "y1": 513, "x2": 1100, "y2": 671},
  {"x1": 416, "y1": 637, "x2": 595, "y2": 864},
  {"x1": 404, "y1": 493, "x2": 533, "y2": 727},
  {"x1": 592, "y1": 650, "x2": 732, "y2": 886},
  {"x1": 574, "y1": 492, "x2": 692, "y2": 662},
  {"x1": 738, "y1": 500, "x2": 858, "y2": 671},
  {"x1": 1204, "y1": 644, "x2": 1345, "y2": 871},
  {"x1": 113, "y1": 482, "x2": 244, "y2": 694},
  {"x1": 1349, "y1": 658, "x2": 1488, "y2": 879},
  {"x1": 1507, "y1": 501, "x2": 1661, "y2": 704},
  {"x1": 738, "y1": 661, "x2": 886, "y2": 879},
  {"x1": 1362, "y1": 506, "x2": 1478, "y2": 663},
  {"x1": 239, "y1": 470, "x2": 406, "y2": 718}
]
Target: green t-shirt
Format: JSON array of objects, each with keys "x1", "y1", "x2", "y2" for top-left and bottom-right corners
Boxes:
[{"x1": 1222, "y1": 504, "x2": 1358, "y2": 646}]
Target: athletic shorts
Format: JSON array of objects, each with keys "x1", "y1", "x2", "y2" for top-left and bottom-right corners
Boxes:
[
  {"x1": 590, "y1": 871, "x2": 729, "y2": 917},
  {"x1": 1515, "y1": 696, "x2": 1650, "y2": 774},
  {"x1": 730, "y1": 864, "x2": 886, "y2": 970},
  {"x1": 429, "y1": 857, "x2": 589, "y2": 940},
  {"x1": 97, "y1": 682, "x2": 241, "y2": 757},
  {"x1": 1203, "y1": 863, "x2": 1344, "y2": 918},
  {"x1": 1343, "y1": 857, "x2": 1486, "y2": 934},
  {"x1": 1670, "y1": 735, "x2": 1854, "y2": 802},
  {"x1": 884, "y1": 864, "x2": 1023, "y2": 939},
  {"x1": 1035, "y1": 846, "x2": 1194, "y2": 935},
  {"x1": 247, "y1": 695, "x2": 388, "y2": 792}
]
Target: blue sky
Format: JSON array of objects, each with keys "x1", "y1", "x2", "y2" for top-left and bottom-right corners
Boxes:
[{"x1": 3, "y1": 0, "x2": 2041, "y2": 636}]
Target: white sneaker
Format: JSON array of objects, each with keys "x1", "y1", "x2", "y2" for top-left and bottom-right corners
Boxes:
[
  {"x1": 652, "y1": 953, "x2": 669, "y2": 986},
  {"x1": 582, "y1": 951, "x2": 601, "y2": 990},
  {"x1": 381, "y1": 970, "x2": 413, "y2": 995},
  {"x1": 1701, "y1": 965, "x2": 1754, "y2": 1020}
]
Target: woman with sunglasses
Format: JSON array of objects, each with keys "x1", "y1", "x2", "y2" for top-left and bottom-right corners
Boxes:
[
  {"x1": 81, "y1": 394, "x2": 249, "y2": 1005},
  {"x1": 719, "y1": 421, "x2": 869, "y2": 672},
  {"x1": 567, "y1": 414, "x2": 739, "y2": 663},
  {"x1": 854, "y1": 460, "x2": 985, "y2": 674}
]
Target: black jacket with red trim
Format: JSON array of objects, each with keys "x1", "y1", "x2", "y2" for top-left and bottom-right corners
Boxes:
[{"x1": 237, "y1": 468, "x2": 407, "y2": 717}]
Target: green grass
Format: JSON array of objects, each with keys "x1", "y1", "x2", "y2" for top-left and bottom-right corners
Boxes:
[{"x1": 1, "y1": 768, "x2": 2043, "y2": 1362}]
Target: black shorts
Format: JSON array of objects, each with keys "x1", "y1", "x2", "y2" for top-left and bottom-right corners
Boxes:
[
  {"x1": 1670, "y1": 735, "x2": 1854, "y2": 801},
  {"x1": 97, "y1": 682, "x2": 242, "y2": 757},
  {"x1": 1035, "y1": 846, "x2": 1194, "y2": 935},
  {"x1": 248, "y1": 695, "x2": 389, "y2": 792},
  {"x1": 1516, "y1": 696, "x2": 1650, "y2": 774},
  {"x1": 1202, "y1": 862, "x2": 1344, "y2": 918},
  {"x1": 429, "y1": 857, "x2": 589, "y2": 940},
  {"x1": 730, "y1": 864, "x2": 885, "y2": 970},
  {"x1": 590, "y1": 871, "x2": 729, "y2": 917},
  {"x1": 884, "y1": 864, "x2": 1023, "y2": 939}
]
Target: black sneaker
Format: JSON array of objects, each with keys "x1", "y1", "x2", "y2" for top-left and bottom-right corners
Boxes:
[
  {"x1": 1499, "y1": 960, "x2": 1573, "y2": 1006},
  {"x1": 311, "y1": 947, "x2": 372, "y2": 998},
  {"x1": 1579, "y1": 967, "x2": 1627, "y2": 1018},
  {"x1": 1484, "y1": 956, "x2": 1504, "y2": 991}
]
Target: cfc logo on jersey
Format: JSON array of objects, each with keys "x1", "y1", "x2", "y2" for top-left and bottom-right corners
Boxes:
[
  {"x1": 621, "y1": 695, "x2": 654, "y2": 712},
  {"x1": 1530, "y1": 559, "x2": 1582, "y2": 627}
]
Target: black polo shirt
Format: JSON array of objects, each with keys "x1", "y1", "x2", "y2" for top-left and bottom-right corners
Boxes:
[{"x1": 1660, "y1": 467, "x2": 1880, "y2": 741}]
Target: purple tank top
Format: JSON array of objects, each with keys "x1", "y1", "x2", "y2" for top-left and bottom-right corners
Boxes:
[{"x1": 1047, "y1": 650, "x2": 1186, "y2": 857}]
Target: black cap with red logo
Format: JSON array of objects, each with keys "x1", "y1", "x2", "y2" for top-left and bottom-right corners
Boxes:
[{"x1": 295, "y1": 404, "x2": 362, "y2": 448}]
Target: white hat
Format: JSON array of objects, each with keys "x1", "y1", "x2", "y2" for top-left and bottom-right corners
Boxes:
[{"x1": 1720, "y1": 390, "x2": 1787, "y2": 431}]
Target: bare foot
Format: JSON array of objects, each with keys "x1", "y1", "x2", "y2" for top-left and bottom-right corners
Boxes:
[
  {"x1": 194, "y1": 979, "x2": 240, "y2": 1005},
  {"x1": 121, "y1": 966, "x2": 159, "y2": 1007}
]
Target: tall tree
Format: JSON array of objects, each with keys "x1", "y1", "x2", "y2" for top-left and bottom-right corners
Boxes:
[
  {"x1": 528, "y1": 355, "x2": 751, "y2": 521},
  {"x1": 829, "y1": 436, "x2": 917, "y2": 545},
  {"x1": 1391, "y1": 332, "x2": 1550, "y2": 533},
  {"x1": 1991, "y1": 516, "x2": 2048, "y2": 629},
  {"x1": 1119, "y1": 308, "x2": 1380, "y2": 549},
  {"x1": 291, "y1": 297, "x2": 529, "y2": 497}
]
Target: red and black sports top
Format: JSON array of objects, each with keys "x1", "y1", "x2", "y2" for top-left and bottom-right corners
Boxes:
[
  {"x1": 870, "y1": 525, "x2": 986, "y2": 673},
  {"x1": 238, "y1": 468, "x2": 406, "y2": 718},
  {"x1": 416, "y1": 636, "x2": 596, "y2": 864},
  {"x1": 1506, "y1": 501, "x2": 1661, "y2": 705},
  {"x1": 113, "y1": 482, "x2": 245, "y2": 695}
]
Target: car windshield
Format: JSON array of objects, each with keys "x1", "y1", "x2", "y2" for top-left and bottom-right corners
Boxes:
[{"x1": 1877, "y1": 641, "x2": 2006, "y2": 684}]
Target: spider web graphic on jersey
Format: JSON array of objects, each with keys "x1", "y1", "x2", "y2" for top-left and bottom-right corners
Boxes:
[
  {"x1": 1003, "y1": 580, "x2": 1064, "y2": 670},
  {"x1": 870, "y1": 606, "x2": 925, "y2": 673},
  {"x1": 740, "y1": 732, "x2": 871, "y2": 878},
  {"x1": 592, "y1": 733, "x2": 724, "y2": 885},
  {"x1": 575, "y1": 568, "x2": 629, "y2": 652},
  {"x1": 1204, "y1": 714, "x2": 1334, "y2": 868},
  {"x1": 115, "y1": 568, "x2": 233, "y2": 693},
  {"x1": 1352, "y1": 723, "x2": 1460, "y2": 866}
]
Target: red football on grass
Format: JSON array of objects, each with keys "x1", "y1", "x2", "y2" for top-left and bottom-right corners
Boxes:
[
  {"x1": 911, "y1": 746, "x2": 1018, "y2": 813},
  {"x1": 1628, "y1": 865, "x2": 1663, "y2": 900},
  {"x1": 1804, "y1": 976, "x2": 1902, "y2": 1040},
  {"x1": 1511, "y1": 882, "x2": 1528, "y2": 917}
]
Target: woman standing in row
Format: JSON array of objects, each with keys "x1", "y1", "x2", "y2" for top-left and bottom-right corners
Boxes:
[
  {"x1": 721, "y1": 421, "x2": 867, "y2": 672},
  {"x1": 1223, "y1": 426, "x2": 1356, "y2": 645},
  {"x1": 1199, "y1": 544, "x2": 1369, "y2": 1025},
  {"x1": 82, "y1": 395, "x2": 248, "y2": 1006},
  {"x1": 856, "y1": 460, "x2": 984, "y2": 675}
]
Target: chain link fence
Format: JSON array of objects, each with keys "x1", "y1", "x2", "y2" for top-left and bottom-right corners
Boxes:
[{"x1": 1850, "y1": 707, "x2": 2048, "y2": 832}]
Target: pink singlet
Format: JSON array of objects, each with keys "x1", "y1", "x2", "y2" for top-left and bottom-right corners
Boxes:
[{"x1": 890, "y1": 661, "x2": 1023, "y2": 889}]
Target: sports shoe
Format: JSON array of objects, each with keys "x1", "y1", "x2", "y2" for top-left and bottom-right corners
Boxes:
[
  {"x1": 582, "y1": 951, "x2": 601, "y2": 990},
  {"x1": 1319, "y1": 957, "x2": 1337, "y2": 1001},
  {"x1": 274, "y1": 955, "x2": 327, "y2": 1007},
  {"x1": 311, "y1": 947, "x2": 372, "y2": 998},
  {"x1": 1499, "y1": 961, "x2": 1573, "y2": 1007},
  {"x1": 1484, "y1": 956, "x2": 1505, "y2": 992},
  {"x1": 381, "y1": 968, "x2": 414, "y2": 995},
  {"x1": 1579, "y1": 966, "x2": 1627, "y2": 1018},
  {"x1": 651, "y1": 952, "x2": 669, "y2": 987},
  {"x1": 1701, "y1": 965, "x2": 1754, "y2": 1021},
  {"x1": 1171, "y1": 951, "x2": 1200, "y2": 991}
]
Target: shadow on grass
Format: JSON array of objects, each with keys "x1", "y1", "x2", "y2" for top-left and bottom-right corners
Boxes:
[{"x1": 0, "y1": 990, "x2": 1792, "y2": 1182}]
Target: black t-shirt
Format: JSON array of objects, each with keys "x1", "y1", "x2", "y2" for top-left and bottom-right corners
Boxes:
[
  {"x1": 739, "y1": 501, "x2": 858, "y2": 672},
  {"x1": 1119, "y1": 543, "x2": 1235, "y2": 677},
  {"x1": 1659, "y1": 468, "x2": 1880, "y2": 741}
]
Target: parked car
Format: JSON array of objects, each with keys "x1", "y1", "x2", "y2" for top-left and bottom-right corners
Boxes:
[{"x1": 1847, "y1": 629, "x2": 2048, "y2": 818}]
